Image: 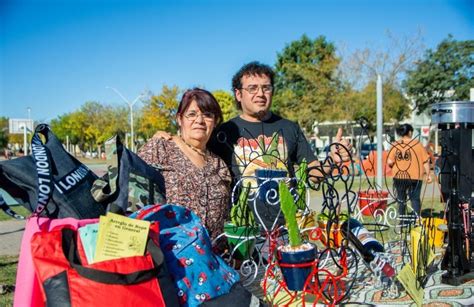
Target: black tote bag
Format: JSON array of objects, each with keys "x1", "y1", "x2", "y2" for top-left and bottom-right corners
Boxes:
[{"x1": 0, "y1": 124, "x2": 106, "y2": 219}]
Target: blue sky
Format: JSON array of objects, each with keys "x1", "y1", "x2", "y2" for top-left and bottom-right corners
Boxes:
[{"x1": 1, "y1": 0, "x2": 472, "y2": 122}]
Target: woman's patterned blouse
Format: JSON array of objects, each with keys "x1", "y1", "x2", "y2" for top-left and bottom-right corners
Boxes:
[{"x1": 138, "y1": 138, "x2": 231, "y2": 239}]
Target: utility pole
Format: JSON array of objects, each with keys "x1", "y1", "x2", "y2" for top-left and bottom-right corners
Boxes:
[
  {"x1": 376, "y1": 75, "x2": 383, "y2": 188},
  {"x1": 106, "y1": 87, "x2": 143, "y2": 152}
]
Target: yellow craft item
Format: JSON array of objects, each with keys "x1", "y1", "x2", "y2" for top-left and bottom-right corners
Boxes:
[{"x1": 422, "y1": 217, "x2": 446, "y2": 248}]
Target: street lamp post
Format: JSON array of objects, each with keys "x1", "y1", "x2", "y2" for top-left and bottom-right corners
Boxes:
[
  {"x1": 106, "y1": 87, "x2": 143, "y2": 152},
  {"x1": 22, "y1": 125, "x2": 27, "y2": 156}
]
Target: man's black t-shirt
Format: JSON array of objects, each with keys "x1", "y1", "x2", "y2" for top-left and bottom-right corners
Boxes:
[{"x1": 208, "y1": 113, "x2": 317, "y2": 181}]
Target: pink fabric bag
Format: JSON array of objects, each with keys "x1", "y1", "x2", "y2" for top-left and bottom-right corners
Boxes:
[{"x1": 14, "y1": 217, "x2": 98, "y2": 307}]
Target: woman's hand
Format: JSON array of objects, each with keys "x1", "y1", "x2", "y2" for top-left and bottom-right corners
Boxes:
[{"x1": 153, "y1": 130, "x2": 172, "y2": 140}]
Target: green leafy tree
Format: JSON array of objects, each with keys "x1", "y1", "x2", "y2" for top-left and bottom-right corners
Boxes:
[
  {"x1": 81, "y1": 101, "x2": 107, "y2": 150},
  {"x1": 50, "y1": 111, "x2": 88, "y2": 148},
  {"x1": 347, "y1": 82, "x2": 409, "y2": 125},
  {"x1": 0, "y1": 117, "x2": 9, "y2": 149},
  {"x1": 403, "y1": 35, "x2": 474, "y2": 113},
  {"x1": 50, "y1": 102, "x2": 128, "y2": 154},
  {"x1": 273, "y1": 34, "x2": 344, "y2": 131},
  {"x1": 100, "y1": 106, "x2": 129, "y2": 143},
  {"x1": 138, "y1": 85, "x2": 179, "y2": 139},
  {"x1": 212, "y1": 90, "x2": 238, "y2": 122}
]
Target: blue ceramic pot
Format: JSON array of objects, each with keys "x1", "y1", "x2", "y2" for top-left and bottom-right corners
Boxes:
[
  {"x1": 255, "y1": 169, "x2": 287, "y2": 203},
  {"x1": 278, "y1": 244, "x2": 317, "y2": 291}
]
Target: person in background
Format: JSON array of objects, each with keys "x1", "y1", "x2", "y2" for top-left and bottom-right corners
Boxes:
[
  {"x1": 138, "y1": 88, "x2": 231, "y2": 239},
  {"x1": 3, "y1": 148, "x2": 10, "y2": 160},
  {"x1": 387, "y1": 123, "x2": 432, "y2": 217}
]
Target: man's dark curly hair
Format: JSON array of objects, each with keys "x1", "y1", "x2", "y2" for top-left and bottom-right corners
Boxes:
[{"x1": 231, "y1": 61, "x2": 275, "y2": 110}]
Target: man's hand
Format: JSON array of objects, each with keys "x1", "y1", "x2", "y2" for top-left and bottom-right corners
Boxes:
[
  {"x1": 153, "y1": 130, "x2": 172, "y2": 140},
  {"x1": 330, "y1": 127, "x2": 352, "y2": 163}
]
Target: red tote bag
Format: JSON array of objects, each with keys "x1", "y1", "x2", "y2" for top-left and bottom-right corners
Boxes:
[
  {"x1": 30, "y1": 226, "x2": 179, "y2": 307},
  {"x1": 14, "y1": 217, "x2": 98, "y2": 307}
]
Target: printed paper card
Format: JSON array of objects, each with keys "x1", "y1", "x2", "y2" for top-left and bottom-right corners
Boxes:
[
  {"x1": 94, "y1": 212, "x2": 150, "y2": 263},
  {"x1": 78, "y1": 223, "x2": 99, "y2": 264}
]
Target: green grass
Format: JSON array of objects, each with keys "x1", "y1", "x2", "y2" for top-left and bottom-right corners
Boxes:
[
  {"x1": 0, "y1": 206, "x2": 31, "y2": 221},
  {"x1": 0, "y1": 256, "x2": 18, "y2": 307},
  {"x1": 77, "y1": 157, "x2": 107, "y2": 165}
]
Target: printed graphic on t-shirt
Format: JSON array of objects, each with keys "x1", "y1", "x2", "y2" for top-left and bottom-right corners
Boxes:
[
  {"x1": 233, "y1": 132, "x2": 288, "y2": 181},
  {"x1": 388, "y1": 139, "x2": 426, "y2": 181}
]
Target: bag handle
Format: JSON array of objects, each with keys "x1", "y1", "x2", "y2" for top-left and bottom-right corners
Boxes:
[
  {"x1": 30, "y1": 124, "x2": 55, "y2": 216},
  {"x1": 0, "y1": 124, "x2": 54, "y2": 219},
  {"x1": 61, "y1": 228, "x2": 164, "y2": 285},
  {"x1": 0, "y1": 194, "x2": 25, "y2": 219},
  {"x1": 91, "y1": 136, "x2": 122, "y2": 207}
]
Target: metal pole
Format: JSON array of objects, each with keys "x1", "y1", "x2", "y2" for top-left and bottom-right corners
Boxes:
[
  {"x1": 129, "y1": 104, "x2": 134, "y2": 152},
  {"x1": 106, "y1": 87, "x2": 142, "y2": 152},
  {"x1": 23, "y1": 126, "x2": 27, "y2": 156},
  {"x1": 27, "y1": 107, "x2": 31, "y2": 154},
  {"x1": 376, "y1": 75, "x2": 383, "y2": 188}
]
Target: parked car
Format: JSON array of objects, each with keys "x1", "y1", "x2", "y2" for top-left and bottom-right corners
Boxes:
[
  {"x1": 360, "y1": 143, "x2": 377, "y2": 160},
  {"x1": 317, "y1": 145, "x2": 331, "y2": 160}
]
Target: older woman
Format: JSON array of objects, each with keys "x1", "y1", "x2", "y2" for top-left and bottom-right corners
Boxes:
[{"x1": 138, "y1": 88, "x2": 231, "y2": 239}]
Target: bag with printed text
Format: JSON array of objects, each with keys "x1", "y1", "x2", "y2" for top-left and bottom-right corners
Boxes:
[{"x1": 0, "y1": 124, "x2": 106, "y2": 219}]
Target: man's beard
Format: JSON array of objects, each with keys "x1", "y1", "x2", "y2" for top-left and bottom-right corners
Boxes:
[{"x1": 255, "y1": 110, "x2": 270, "y2": 121}]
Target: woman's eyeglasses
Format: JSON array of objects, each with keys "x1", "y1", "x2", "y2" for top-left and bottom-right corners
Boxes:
[{"x1": 183, "y1": 111, "x2": 215, "y2": 122}]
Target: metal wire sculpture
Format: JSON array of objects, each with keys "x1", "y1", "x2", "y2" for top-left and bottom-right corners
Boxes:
[{"x1": 211, "y1": 118, "x2": 451, "y2": 305}]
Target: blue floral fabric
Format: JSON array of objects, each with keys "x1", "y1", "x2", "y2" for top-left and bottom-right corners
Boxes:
[{"x1": 130, "y1": 204, "x2": 239, "y2": 306}]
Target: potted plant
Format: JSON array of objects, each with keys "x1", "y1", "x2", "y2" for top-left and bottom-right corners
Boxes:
[
  {"x1": 293, "y1": 159, "x2": 317, "y2": 231},
  {"x1": 224, "y1": 183, "x2": 260, "y2": 260},
  {"x1": 277, "y1": 181, "x2": 317, "y2": 291},
  {"x1": 294, "y1": 158, "x2": 308, "y2": 210}
]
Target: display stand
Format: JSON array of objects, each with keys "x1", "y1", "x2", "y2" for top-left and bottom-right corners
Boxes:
[{"x1": 432, "y1": 101, "x2": 473, "y2": 286}]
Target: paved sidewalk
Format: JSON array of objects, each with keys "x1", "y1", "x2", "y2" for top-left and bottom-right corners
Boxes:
[{"x1": 0, "y1": 220, "x2": 26, "y2": 256}]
